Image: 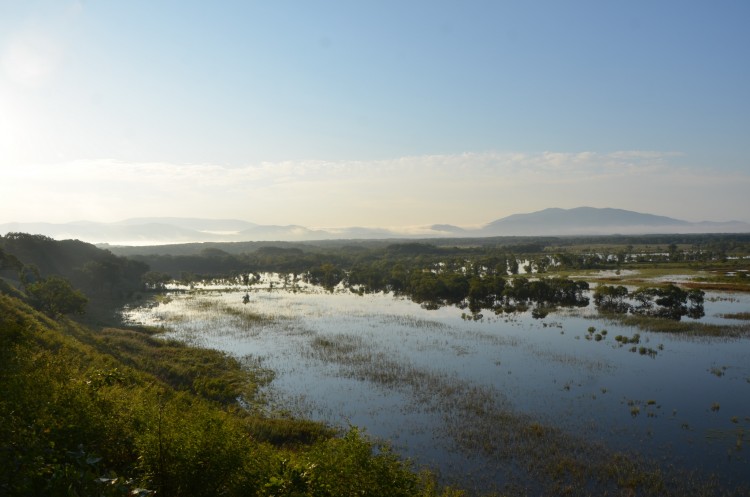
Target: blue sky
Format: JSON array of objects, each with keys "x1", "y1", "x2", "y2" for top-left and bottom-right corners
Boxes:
[{"x1": 1, "y1": 1, "x2": 749, "y2": 228}]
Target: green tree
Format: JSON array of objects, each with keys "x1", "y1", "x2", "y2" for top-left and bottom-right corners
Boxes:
[
  {"x1": 25, "y1": 276, "x2": 88, "y2": 317},
  {"x1": 629, "y1": 284, "x2": 704, "y2": 320},
  {"x1": 593, "y1": 285, "x2": 630, "y2": 313},
  {"x1": 508, "y1": 256, "x2": 519, "y2": 275}
]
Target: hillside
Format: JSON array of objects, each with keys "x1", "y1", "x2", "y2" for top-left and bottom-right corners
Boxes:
[
  {"x1": 0, "y1": 292, "x2": 449, "y2": 496},
  {"x1": 0, "y1": 234, "x2": 457, "y2": 496},
  {"x1": 480, "y1": 207, "x2": 750, "y2": 236}
]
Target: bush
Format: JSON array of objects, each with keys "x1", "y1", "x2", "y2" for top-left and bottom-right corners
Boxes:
[{"x1": 25, "y1": 275, "x2": 88, "y2": 317}]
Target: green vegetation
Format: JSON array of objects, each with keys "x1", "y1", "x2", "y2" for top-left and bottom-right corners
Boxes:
[
  {"x1": 1, "y1": 233, "x2": 150, "y2": 324},
  {"x1": 594, "y1": 283, "x2": 705, "y2": 320},
  {"x1": 102, "y1": 233, "x2": 750, "y2": 303},
  {"x1": 3, "y1": 231, "x2": 750, "y2": 495},
  {"x1": 0, "y1": 293, "x2": 460, "y2": 497},
  {"x1": 607, "y1": 314, "x2": 750, "y2": 337},
  {"x1": 720, "y1": 312, "x2": 750, "y2": 320},
  {"x1": 24, "y1": 275, "x2": 89, "y2": 317},
  {"x1": 1, "y1": 234, "x2": 468, "y2": 496}
]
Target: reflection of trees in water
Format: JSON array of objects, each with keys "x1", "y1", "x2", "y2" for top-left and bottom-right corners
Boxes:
[{"x1": 594, "y1": 284, "x2": 705, "y2": 320}]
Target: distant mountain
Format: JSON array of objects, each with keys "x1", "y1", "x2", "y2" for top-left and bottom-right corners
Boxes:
[
  {"x1": 114, "y1": 218, "x2": 258, "y2": 232},
  {"x1": 480, "y1": 207, "x2": 750, "y2": 236},
  {"x1": 0, "y1": 220, "x2": 407, "y2": 244},
  {"x1": 429, "y1": 224, "x2": 468, "y2": 235},
  {"x1": 2, "y1": 207, "x2": 748, "y2": 245}
]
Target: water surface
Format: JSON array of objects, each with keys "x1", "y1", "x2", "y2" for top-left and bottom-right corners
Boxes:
[{"x1": 122, "y1": 276, "x2": 750, "y2": 492}]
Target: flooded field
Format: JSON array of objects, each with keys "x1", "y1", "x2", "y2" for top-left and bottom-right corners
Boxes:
[{"x1": 122, "y1": 274, "x2": 750, "y2": 494}]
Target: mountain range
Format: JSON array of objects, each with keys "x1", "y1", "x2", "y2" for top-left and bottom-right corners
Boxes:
[{"x1": 2, "y1": 207, "x2": 749, "y2": 245}]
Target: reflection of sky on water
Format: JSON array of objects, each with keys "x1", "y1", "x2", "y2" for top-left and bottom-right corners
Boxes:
[{"x1": 122, "y1": 282, "x2": 750, "y2": 490}]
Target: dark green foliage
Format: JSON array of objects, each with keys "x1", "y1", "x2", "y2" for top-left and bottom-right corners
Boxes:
[
  {"x1": 468, "y1": 274, "x2": 506, "y2": 313},
  {"x1": 25, "y1": 275, "x2": 88, "y2": 317},
  {"x1": 0, "y1": 246, "x2": 23, "y2": 272},
  {"x1": 142, "y1": 271, "x2": 172, "y2": 290},
  {"x1": 304, "y1": 263, "x2": 345, "y2": 291},
  {"x1": 631, "y1": 284, "x2": 705, "y2": 320},
  {"x1": 262, "y1": 427, "x2": 420, "y2": 497},
  {"x1": 594, "y1": 284, "x2": 705, "y2": 321},
  {"x1": 0, "y1": 233, "x2": 149, "y2": 302},
  {"x1": 593, "y1": 285, "x2": 630, "y2": 313}
]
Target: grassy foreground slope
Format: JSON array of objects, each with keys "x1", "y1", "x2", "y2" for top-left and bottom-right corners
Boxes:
[{"x1": 0, "y1": 293, "x2": 459, "y2": 497}]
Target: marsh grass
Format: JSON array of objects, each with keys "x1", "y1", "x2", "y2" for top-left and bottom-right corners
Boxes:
[
  {"x1": 529, "y1": 347, "x2": 613, "y2": 373},
  {"x1": 381, "y1": 314, "x2": 449, "y2": 329},
  {"x1": 300, "y1": 330, "x2": 743, "y2": 496},
  {"x1": 684, "y1": 281, "x2": 750, "y2": 292},
  {"x1": 720, "y1": 312, "x2": 750, "y2": 320},
  {"x1": 709, "y1": 366, "x2": 727, "y2": 377},
  {"x1": 95, "y1": 326, "x2": 269, "y2": 407},
  {"x1": 602, "y1": 313, "x2": 750, "y2": 337}
]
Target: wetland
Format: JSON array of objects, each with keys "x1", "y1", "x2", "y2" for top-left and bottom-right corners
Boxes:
[{"x1": 123, "y1": 269, "x2": 750, "y2": 495}]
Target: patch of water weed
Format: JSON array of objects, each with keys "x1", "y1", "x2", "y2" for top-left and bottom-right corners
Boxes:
[
  {"x1": 218, "y1": 301, "x2": 277, "y2": 326},
  {"x1": 381, "y1": 314, "x2": 448, "y2": 330},
  {"x1": 707, "y1": 295, "x2": 740, "y2": 302},
  {"x1": 154, "y1": 294, "x2": 173, "y2": 304},
  {"x1": 720, "y1": 312, "x2": 750, "y2": 320},
  {"x1": 636, "y1": 346, "x2": 658, "y2": 358},
  {"x1": 302, "y1": 331, "x2": 738, "y2": 496},
  {"x1": 705, "y1": 427, "x2": 746, "y2": 452},
  {"x1": 624, "y1": 399, "x2": 661, "y2": 418},
  {"x1": 709, "y1": 366, "x2": 728, "y2": 377},
  {"x1": 529, "y1": 347, "x2": 613, "y2": 373},
  {"x1": 614, "y1": 333, "x2": 640, "y2": 345},
  {"x1": 456, "y1": 329, "x2": 523, "y2": 348},
  {"x1": 607, "y1": 314, "x2": 750, "y2": 337}
]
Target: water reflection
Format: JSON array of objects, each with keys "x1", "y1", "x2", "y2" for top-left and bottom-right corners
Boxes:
[{"x1": 122, "y1": 275, "x2": 750, "y2": 492}]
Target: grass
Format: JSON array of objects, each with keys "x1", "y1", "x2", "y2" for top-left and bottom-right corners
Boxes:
[
  {"x1": 720, "y1": 312, "x2": 750, "y2": 320},
  {"x1": 557, "y1": 263, "x2": 750, "y2": 293},
  {"x1": 600, "y1": 313, "x2": 750, "y2": 337}
]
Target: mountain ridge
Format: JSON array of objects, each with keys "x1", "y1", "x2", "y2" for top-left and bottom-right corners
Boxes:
[{"x1": 2, "y1": 207, "x2": 749, "y2": 245}]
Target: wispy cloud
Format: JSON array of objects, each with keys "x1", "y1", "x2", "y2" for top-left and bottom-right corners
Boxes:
[{"x1": 2, "y1": 151, "x2": 747, "y2": 225}]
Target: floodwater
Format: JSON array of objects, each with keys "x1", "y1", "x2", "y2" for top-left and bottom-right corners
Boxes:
[{"x1": 122, "y1": 274, "x2": 750, "y2": 493}]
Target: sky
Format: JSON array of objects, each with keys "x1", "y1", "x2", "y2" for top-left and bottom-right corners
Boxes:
[{"x1": 1, "y1": 0, "x2": 749, "y2": 229}]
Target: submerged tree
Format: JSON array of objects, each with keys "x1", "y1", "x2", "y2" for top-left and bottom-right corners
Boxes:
[
  {"x1": 143, "y1": 271, "x2": 172, "y2": 291},
  {"x1": 593, "y1": 285, "x2": 630, "y2": 313},
  {"x1": 595, "y1": 283, "x2": 705, "y2": 321}
]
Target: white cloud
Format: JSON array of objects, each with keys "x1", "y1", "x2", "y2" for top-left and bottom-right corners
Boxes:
[{"x1": 2, "y1": 151, "x2": 748, "y2": 225}]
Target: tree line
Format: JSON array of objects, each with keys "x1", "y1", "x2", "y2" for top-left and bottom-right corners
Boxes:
[
  {"x1": 3, "y1": 232, "x2": 742, "y2": 320},
  {"x1": 0, "y1": 233, "x2": 155, "y2": 317}
]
